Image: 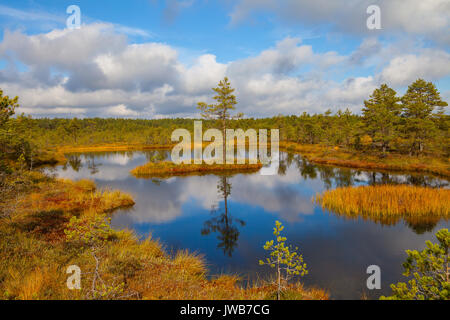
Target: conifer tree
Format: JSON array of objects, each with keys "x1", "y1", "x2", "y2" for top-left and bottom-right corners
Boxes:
[
  {"x1": 362, "y1": 84, "x2": 401, "y2": 153},
  {"x1": 197, "y1": 77, "x2": 243, "y2": 161},
  {"x1": 401, "y1": 79, "x2": 447, "y2": 155},
  {"x1": 0, "y1": 89, "x2": 19, "y2": 127},
  {"x1": 381, "y1": 228, "x2": 449, "y2": 300},
  {"x1": 259, "y1": 221, "x2": 308, "y2": 300}
]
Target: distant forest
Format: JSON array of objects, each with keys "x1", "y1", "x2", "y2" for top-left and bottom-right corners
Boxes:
[{"x1": 1, "y1": 79, "x2": 449, "y2": 172}]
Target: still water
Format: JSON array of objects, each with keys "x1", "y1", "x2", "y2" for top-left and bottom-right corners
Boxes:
[{"x1": 47, "y1": 150, "x2": 449, "y2": 299}]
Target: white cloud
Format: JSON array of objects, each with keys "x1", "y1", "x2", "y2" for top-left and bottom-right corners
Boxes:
[
  {"x1": 325, "y1": 77, "x2": 377, "y2": 105},
  {"x1": 379, "y1": 50, "x2": 450, "y2": 87},
  {"x1": 182, "y1": 54, "x2": 227, "y2": 94},
  {"x1": 0, "y1": 23, "x2": 448, "y2": 118},
  {"x1": 107, "y1": 104, "x2": 139, "y2": 117}
]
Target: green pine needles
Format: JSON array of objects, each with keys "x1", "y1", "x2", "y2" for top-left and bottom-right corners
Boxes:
[
  {"x1": 381, "y1": 228, "x2": 450, "y2": 300},
  {"x1": 259, "y1": 220, "x2": 308, "y2": 300}
]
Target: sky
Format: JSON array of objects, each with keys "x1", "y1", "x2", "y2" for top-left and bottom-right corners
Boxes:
[{"x1": 0, "y1": 0, "x2": 449, "y2": 118}]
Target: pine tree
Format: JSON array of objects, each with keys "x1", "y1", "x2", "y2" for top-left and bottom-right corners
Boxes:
[
  {"x1": 0, "y1": 89, "x2": 19, "y2": 127},
  {"x1": 362, "y1": 84, "x2": 401, "y2": 153},
  {"x1": 0, "y1": 89, "x2": 20, "y2": 171},
  {"x1": 401, "y1": 79, "x2": 448, "y2": 155},
  {"x1": 259, "y1": 221, "x2": 308, "y2": 300},
  {"x1": 381, "y1": 228, "x2": 449, "y2": 300},
  {"x1": 197, "y1": 77, "x2": 242, "y2": 161}
]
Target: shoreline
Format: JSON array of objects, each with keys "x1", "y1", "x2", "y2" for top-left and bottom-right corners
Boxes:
[{"x1": 44, "y1": 142, "x2": 450, "y2": 179}]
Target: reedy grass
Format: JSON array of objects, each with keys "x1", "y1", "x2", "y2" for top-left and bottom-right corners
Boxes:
[
  {"x1": 18, "y1": 178, "x2": 135, "y2": 217},
  {"x1": 58, "y1": 143, "x2": 174, "y2": 153},
  {"x1": 130, "y1": 160, "x2": 263, "y2": 178},
  {"x1": 315, "y1": 185, "x2": 450, "y2": 224}
]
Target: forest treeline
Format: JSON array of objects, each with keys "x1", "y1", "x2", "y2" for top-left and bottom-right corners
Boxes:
[{"x1": 1, "y1": 78, "x2": 449, "y2": 172}]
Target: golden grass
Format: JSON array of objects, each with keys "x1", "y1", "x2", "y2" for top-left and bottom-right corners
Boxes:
[
  {"x1": 18, "y1": 178, "x2": 135, "y2": 217},
  {"x1": 315, "y1": 185, "x2": 450, "y2": 224},
  {"x1": 280, "y1": 142, "x2": 450, "y2": 178},
  {"x1": 130, "y1": 160, "x2": 263, "y2": 178},
  {"x1": 58, "y1": 143, "x2": 174, "y2": 153},
  {"x1": 57, "y1": 142, "x2": 259, "y2": 154}
]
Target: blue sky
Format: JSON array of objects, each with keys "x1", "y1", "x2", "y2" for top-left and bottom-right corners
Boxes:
[{"x1": 0, "y1": 0, "x2": 449, "y2": 118}]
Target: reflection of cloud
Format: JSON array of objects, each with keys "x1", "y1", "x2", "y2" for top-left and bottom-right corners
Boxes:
[
  {"x1": 230, "y1": 171, "x2": 315, "y2": 222},
  {"x1": 55, "y1": 165, "x2": 131, "y2": 181},
  {"x1": 120, "y1": 175, "x2": 220, "y2": 224},
  {"x1": 118, "y1": 167, "x2": 317, "y2": 224},
  {"x1": 101, "y1": 153, "x2": 133, "y2": 166}
]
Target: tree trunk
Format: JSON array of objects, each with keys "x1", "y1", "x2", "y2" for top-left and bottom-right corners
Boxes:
[
  {"x1": 222, "y1": 117, "x2": 226, "y2": 164},
  {"x1": 277, "y1": 253, "x2": 281, "y2": 300}
]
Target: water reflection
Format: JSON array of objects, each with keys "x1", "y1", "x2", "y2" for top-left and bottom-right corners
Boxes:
[
  {"x1": 64, "y1": 154, "x2": 83, "y2": 172},
  {"x1": 329, "y1": 208, "x2": 444, "y2": 235},
  {"x1": 86, "y1": 155, "x2": 101, "y2": 175},
  {"x1": 201, "y1": 176, "x2": 246, "y2": 257}
]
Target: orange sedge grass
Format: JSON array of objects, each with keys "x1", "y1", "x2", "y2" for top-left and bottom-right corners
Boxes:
[
  {"x1": 315, "y1": 185, "x2": 450, "y2": 224},
  {"x1": 130, "y1": 160, "x2": 263, "y2": 178}
]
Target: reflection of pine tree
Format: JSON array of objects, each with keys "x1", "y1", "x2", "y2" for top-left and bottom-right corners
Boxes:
[
  {"x1": 405, "y1": 220, "x2": 438, "y2": 235},
  {"x1": 87, "y1": 156, "x2": 100, "y2": 175},
  {"x1": 201, "y1": 176, "x2": 245, "y2": 257},
  {"x1": 296, "y1": 157, "x2": 317, "y2": 179},
  {"x1": 278, "y1": 152, "x2": 287, "y2": 176},
  {"x1": 145, "y1": 150, "x2": 166, "y2": 163},
  {"x1": 66, "y1": 155, "x2": 82, "y2": 172}
]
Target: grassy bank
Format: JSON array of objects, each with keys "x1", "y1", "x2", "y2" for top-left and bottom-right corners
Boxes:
[
  {"x1": 315, "y1": 185, "x2": 450, "y2": 225},
  {"x1": 0, "y1": 172, "x2": 326, "y2": 300},
  {"x1": 280, "y1": 142, "x2": 450, "y2": 178},
  {"x1": 57, "y1": 143, "x2": 174, "y2": 153},
  {"x1": 131, "y1": 160, "x2": 263, "y2": 178}
]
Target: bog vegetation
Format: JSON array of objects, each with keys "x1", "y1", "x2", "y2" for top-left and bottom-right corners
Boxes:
[
  {"x1": 131, "y1": 161, "x2": 263, "y2": 178},
  {"x1": 315, "y1": 185, "x2": 450, "y2": 220}
]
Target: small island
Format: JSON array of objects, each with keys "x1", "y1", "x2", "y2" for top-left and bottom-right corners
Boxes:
[
  {"x1": 315, "y1": 185, "x2": 450, "y2": 225},
  {"x1": 130, "y1": 160, "x2": 263, "y2": 178}
]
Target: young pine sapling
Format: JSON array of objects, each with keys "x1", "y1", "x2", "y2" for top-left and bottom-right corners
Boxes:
[{"x1": 259, "y1": 220, "x2": 308, "y2": 300}]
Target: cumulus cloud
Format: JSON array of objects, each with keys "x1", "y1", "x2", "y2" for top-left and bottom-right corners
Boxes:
[
  {"x1": 107, "y1": 104, "x2": 140, "y2": 117},
  {"x1": 325, "y1": 77, "x2": 377, "y2": 105},
  {"x1": 379, "y1": 50, "x2": 450, "y2": 87},
  {"x1": 0, "y1": 22, "x2": 449, "y2": 118}
]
